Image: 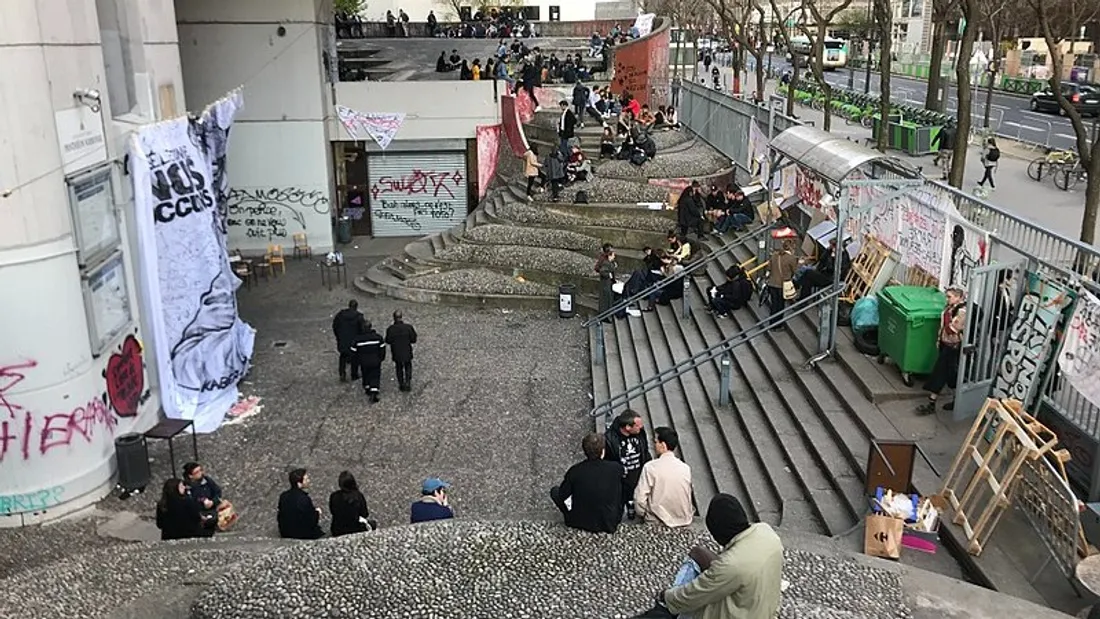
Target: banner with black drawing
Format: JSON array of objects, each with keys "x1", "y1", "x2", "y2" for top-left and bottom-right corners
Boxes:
[
  {"x1": 130, "y1": 90, "x2": 255, "y2": 433},
  {"x1": 1057, "y1": 289, "x2": 1100, "y2": 408}
]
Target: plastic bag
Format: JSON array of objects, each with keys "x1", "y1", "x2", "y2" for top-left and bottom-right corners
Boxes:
[{"x1": 851, "y1": 296, "x2": 880, "y2": 334}]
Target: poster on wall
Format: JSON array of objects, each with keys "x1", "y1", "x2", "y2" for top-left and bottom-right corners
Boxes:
[
  {"x1": 1057, "y1": 289, "x2": 1100, "y2": 408},
  {"x1": 747, "y1": 120, "x2": 769, "y2": 180},
  {"x1": 632, "y1": 13, "x2": 655, "y2": 37},
  {"x1": 368, "y1": 151, "x2": 469, "y2": 237},
  {"x1": 130, "y1": 90, "x2": 255, "y2": 433},
  {"x1": 896, "y1": 195, "x2": 947, "y2": 277},
  {"x1": 476, "y1": 124, "x2": 502, "y2": 199}
]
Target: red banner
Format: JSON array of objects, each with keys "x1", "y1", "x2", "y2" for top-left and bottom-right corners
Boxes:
[
  {"x1": 476, "y1": 124, "x2": 502, "y2": 199},
  {"x1": 500, "y1": 94, "x2": 528, "y2": 157}
]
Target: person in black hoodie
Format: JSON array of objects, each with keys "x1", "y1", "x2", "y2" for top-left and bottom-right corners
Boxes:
[
  {"x1": 156, "y1": 478, "x2": 204, "y2": 541},
  {"x1": 520, "y1": 60, "x2": 539, "y2": 109},
  {"x1": 182, "y1": 461, "x2": 221, "y2": 536},
  {"x1": 557, "y1": 100, "x2": 578, "y2": 156},
  {"x1": 385, "y1": 311, "x2": 418, "y2": 392},
  {"x1": 332, "y1": 299, "x2": 366, "y2": 382},
  {"x1": 351, "y1": 321, "x2": 387, "y2": 402},
  {"x1": 277, "y1": 468, "x2": 323, "y2": 540},
  {"x1": 551, "y1": 432, "x2": 624, "y2": 533},
  {"x1": 571, "y1": 80, "x2": 589, "y2": 128},
  {"x1": 329, "y1": 471, "x2": 376, "y2": 537},
  {"x1": 708, "y1": 264, "x2": 754, "y2": 317},
  {"x1": 435, "y1": 51, "x2": 448, "y2": 72},
  {"x1": 676, "y1": 182, "x2": 704, "y2": 239},
  {"x1": 604, "y1": 409, "x2": 652, "y2": 520}
]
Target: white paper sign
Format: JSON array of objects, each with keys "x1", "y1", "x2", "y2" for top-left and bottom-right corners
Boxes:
[
  {"x1": 747, "y1": 120, "x2": 769, "y2": 181},
  {"x1": 55, "y1": 107, "x2": 107, "y2": 175},
  {"x1": 336, "y1": 105, "x2": 406, "y2": 150},
  {"x1": 1058, "y1": 290, "x2": 1100, "y2": 408},
  {"x1": 130, "y1": 91, "x2": 255, "y2": 433},
  {"x1": 632, "y1": 13, "x2": 655, "y2": 37}
]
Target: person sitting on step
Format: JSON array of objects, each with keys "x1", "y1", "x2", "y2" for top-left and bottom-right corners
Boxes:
[
  {"x1": 708, "y1": 264, "x2": 754, "y2": 318},
  {"x1": 156, "y1": 478, "x2": 205, "y2": 541},
  {"x1": 714, "y1": 186, "x2": 753, "y2": 235},
  {"x1": 622, "y1": 247, "x2": 667, "y2": 312},
  {"x1": 182, "y1": 461, "x2": 221, "y2": 536},
  {"x1": 550, "y1": 432, "x2": 624, "y2": 533},
  {"x1": 631, "y1": 493, "x2": 784, "y2": 619},
  {"x1": 633, "y1": 427, "x2": 694, "y2": 528}
]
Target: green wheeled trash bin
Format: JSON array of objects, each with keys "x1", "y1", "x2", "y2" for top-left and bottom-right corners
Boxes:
[{"x1": 876, "y1": 286, "x2": 946, "y2": 386}]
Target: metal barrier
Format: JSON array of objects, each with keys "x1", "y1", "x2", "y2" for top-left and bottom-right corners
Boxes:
[{"x1": 590, "y1": 285, "x2": 844, "y2": 419}]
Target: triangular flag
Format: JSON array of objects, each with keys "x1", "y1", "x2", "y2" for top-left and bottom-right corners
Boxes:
[{"x1": 335, "y1": 106, "x2": 405, "y2": 150}]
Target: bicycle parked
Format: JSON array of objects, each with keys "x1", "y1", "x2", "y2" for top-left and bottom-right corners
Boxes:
[{"x1": 1027, "y1": 149, "x2": 1078, "y2": 189}]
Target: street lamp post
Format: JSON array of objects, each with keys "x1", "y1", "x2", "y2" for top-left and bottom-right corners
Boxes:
[{"x1": 863, "y1": 0, "x2": 873, "y2": 94}]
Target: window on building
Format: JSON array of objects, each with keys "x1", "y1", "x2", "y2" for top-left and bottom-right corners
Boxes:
[
  {"x1": 549, "y1": 6, "x2": 561, "y2": 22},
  {"x1": 520, "y1": 6, "x2": 540, "y2": 22},
  {"x1": 95, "y1": 0, "x2": 146, "y2": 117},
  {"x1": 67, "y1": 165, "x2": 132, "y2": 353}
]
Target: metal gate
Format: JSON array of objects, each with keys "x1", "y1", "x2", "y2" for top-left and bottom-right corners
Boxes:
[
  {"x1": 367, "y1": 151, "x2": 469, "y2": 237},
  {"x1": 953, "y1": 260, "x2": 1029, "y2": 420}
]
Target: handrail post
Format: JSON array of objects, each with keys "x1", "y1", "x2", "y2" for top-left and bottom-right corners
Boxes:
[
  {"x1": 594, "y1": 323, "x2": 605, "y2": 366},
  {"x1": 681, "y1": 277, "x2": 691, "y2": 318},
  {"x1": 718, "y1": 353, "x2": 732, "y2": 406}
]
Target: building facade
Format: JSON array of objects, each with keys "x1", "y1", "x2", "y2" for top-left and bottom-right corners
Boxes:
[
  {"x1": 0, "y1": 0, "x2": 181, "y2": 526},
  {"x1": 364, "y1": 0, "x2": 638, "y2": 23}
]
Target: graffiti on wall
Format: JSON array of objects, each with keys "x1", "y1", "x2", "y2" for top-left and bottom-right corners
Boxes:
[
  {"x1": 990, "y1": 288, "x2": 1063, "y2": 408},
  {"x1": 370, "y1": 168, "x2": 465, "y2": 233},
  {"x1": 227, "y1": 188, "x2": 331, "y2": 241},
  {"x1": 0, "y1": 486, "x2": 64, "y2": 515},
  {"x1": 104, "y1": 335, "x2": 148, "y2": 418}
]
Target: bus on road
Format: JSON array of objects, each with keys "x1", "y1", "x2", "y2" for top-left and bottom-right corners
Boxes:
[{"x1": 787, "y1": 35, "x2": 848, "y2": 70}]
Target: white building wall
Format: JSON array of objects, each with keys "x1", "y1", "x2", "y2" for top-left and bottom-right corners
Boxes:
[
  {"x1": 176, "y1": 0, "x2": 335, "y2": 253},
  {"x1": 0, "y1": 0, "x2": 178, "y2": 526},
  {"x1": 331, "y1": 81, "x2": 500, "y2": 140}
]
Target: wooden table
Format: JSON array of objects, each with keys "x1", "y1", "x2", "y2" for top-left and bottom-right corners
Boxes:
[{"x1": 143, "y1": 419, "x2": 199, "y2": 476}]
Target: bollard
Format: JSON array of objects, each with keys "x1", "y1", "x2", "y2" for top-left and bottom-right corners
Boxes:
[
  {"x1": 681, "y1": 278, "x2": 691, "y2": 318},
  {"x1": 594, "y1": 324, "x2": 605, "y2": 366},
  {"x1": 718, "y1": 353, "x2": 732, "y2": 406}
]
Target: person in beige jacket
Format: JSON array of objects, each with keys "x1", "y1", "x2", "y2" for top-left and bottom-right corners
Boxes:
[
  {"x1": 766, "y1": 238, "x2": 798, "y2": 329},
  {"x1": 634, "y1": 427, "x2": 693, "y2": 528},
  {"x1": 523, "y1": 146, "x2": 542, "y2": 201},
  {"x1": 633, "y1": 493, "x2": 784, "y2": 619}
]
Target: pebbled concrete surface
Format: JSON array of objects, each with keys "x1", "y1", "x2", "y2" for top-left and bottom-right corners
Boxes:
[
  {"x1": 406, "y1": 267, "x2": 559, "y2": 295},
  {"x1": 436, "y1": 243, "x2": 600, "y2": 278},
  {"x1": 463, "y1": 223, "x2": 604, "y2": 254}
]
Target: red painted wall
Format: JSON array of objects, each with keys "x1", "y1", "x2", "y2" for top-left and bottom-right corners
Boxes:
[
  {"x1": 500, "y1": 94, "x2": 528, "y2": 157},
  {"x1": 609, "y1": 19, "x2": 670, "y2": 108}
]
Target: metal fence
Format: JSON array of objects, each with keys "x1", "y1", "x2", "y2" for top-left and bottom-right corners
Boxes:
[{"x1": 679, "y1": 82, "x2": 800, "y2": 172}]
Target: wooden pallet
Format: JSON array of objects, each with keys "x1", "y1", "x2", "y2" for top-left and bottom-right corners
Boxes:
[
  {"x1": 906, "y1": 266, "x2": 939, "y2": 289},
  {"x1": 841, "y1": 235, "x2": 891, "y2": 303}
]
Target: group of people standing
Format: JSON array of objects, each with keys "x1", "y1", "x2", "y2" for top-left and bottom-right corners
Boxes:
[
  {"x1": 332, "y1": 300, "x2": 418, "y2": 401},
  {"x1": 549, "y1": 410, "x2": 785, "y2": 619}
]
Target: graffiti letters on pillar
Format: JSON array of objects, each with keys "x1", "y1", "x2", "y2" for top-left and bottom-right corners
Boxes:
[
  {"x1": 0, "y1": 361, "x2": 116, "y2": 462},
  {"x1": 226, "y1": 188, "x2": 331, "y2": 241},
  {"x1": 104, "y1": 334, "x2": 150, "y2": 417},
  {"x1": 369, "y1": 169, "x2": 464, "y2": 233}
]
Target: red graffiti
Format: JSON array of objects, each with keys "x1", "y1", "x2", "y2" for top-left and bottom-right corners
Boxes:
[
  {"x1": 370, "y1": 169, "x2": 464, "y2": 201},
  {"x1": 105, "y1": 335, "x2": 144, "y2": 417},
  {"x1": 0, "y1": 360, "x2": 37, "y2": 419},
  {"x1": 0, "y1": 397, "x2": 114, "y2": 462}
]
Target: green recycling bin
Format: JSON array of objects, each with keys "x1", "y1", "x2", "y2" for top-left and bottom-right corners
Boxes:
[{"x1": 876, "y1": 286, "x2": 946, "y2": 376}]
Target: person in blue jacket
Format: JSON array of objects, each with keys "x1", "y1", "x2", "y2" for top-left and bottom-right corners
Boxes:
[{"x1": 411, "y1": 477, "x2": 455, "y2": 523}]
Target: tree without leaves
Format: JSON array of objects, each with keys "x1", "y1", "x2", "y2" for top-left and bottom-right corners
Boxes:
[
  {"x1": 976, "y1": 0, "x2": 1020, "y2": 129},
  {"x1": 794, "y1": 0, "x2": 857, "y2": 131},
  {"x1": 948, "y1": 0, "x2": 978, "y2": 188},
  {"x1": 646, "y1": 0, "x2": 712, "y2": 79},
  {"x1": 706, "y1": 0, "x2": 769, "y2": 101},
  {"x1": 767, "y1": 0, "x2": 803, "y2": 117},
  {"x1": 1025, "y1": 0, "x2": 1100, "y2": 247}
]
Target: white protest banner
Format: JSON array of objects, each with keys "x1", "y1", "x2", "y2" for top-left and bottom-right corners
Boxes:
[
  {"x1": 897, "y1": 195, "x2": 947, "y2": 277},
  {"x1": 1057, "y1": 289, "x2": 1100, "y2": 408},
  {"x1": 130, "y1": 90, "x2": 255, "y2": 433},
  {"x1": 336, "y1": 105, "x2": 405, "y2": 150},
  {"x1": 747, "y1": 120, "x2": 769, "y2": 180},
  {"x1": 633, "y1": 13, "x2": 655, "y2": 37}
]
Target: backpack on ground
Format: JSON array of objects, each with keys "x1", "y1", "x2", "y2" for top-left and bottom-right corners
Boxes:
[
  {"x1": 629, "y1": 150, "x2": 647, "y2": 166},
  {"x1": 574, "y1": 190, "x2": 589, "y2": 204}
]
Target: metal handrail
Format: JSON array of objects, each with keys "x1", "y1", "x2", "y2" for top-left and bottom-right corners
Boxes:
[
  {"x1": 590, "y1": 284, "x2": 844, "y2": 418},
  {"x1": 582, "y1": 222, "x2": 774, "y2": 327}
]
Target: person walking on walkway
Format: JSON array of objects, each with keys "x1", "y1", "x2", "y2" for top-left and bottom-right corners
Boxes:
[
  {"x1": 550, "y1": 432, "x2": 624, "y2": 533},
  {"x1": 351, "y1": 321, "x2": 387, "y2": 403},
  {"x1": 332, "y1": 300, "x2": 366, "y2": 382},
  {"x1": 634, "y1": 427, "x2": 693, "y2": 528},
  {"x1": 977, "y1": 136, "x2": 999, "y2": 190},
  {"x1": 918, "y1": 286, "x2": 967, "y2": 415},
  {"x1": 524, "y1": 146, "x2": 542, "y2": 200},
  {"x1": 930, "y1": 121, "x2": 956, "y2": 180},
  {"x1": 385, "y1": 311, "x2": 418, "y2": 392}
]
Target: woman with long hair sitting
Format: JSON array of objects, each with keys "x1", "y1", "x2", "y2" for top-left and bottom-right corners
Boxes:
[{"x1": 155, "y1": 478, "x2": 204, "y2": 541}]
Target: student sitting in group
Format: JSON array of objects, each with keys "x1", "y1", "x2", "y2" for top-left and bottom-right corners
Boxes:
[
  {"x1": 797, "y1": 237, "x2": 851, "y2": 300},
  {"x1": 156, "y1": 478, "x2": 205, "y2": 541},
  {"x1": 550, "y1": 432, "x2": 624, "y2": 534},
  {"x1": 638, "y1": 104, "x2": 656, "y2": 129},
  {"x1": 585, "y1": 86, "x2": 605, "y2": 125},
  {"x1": 634, "y1": 427, "x2": 694, "y2": 528},
  {"x1": 411, "y1": 478, "x2": 456, "y2": 523},
  {"x1": 600, "y1": 126, "x2": 617, "y2": 159},
  {"x1": 708, "y1": 264, "x2": 754, "y2": 317},
  {"x1": 703, "y1": 185, "x2": 726, "y2": 223},
  {"x1": 448, "y1": 49, "x2": 461, "y2": 69},
  {"x1": 652, "y1": 106, "x2": 669, "y2": 129},
  {"x1": 665, "y1": 105, "x2": 682, "y2": 130},
  {"x1": 664, "y1": 231, "x2": 692, "y2": 272},
  {"x1": 623, "y1": 246, "x2": 667, "y2": 312},
  {"x1": 617, "y1": 109, "x2": 635, "y2": 137},
  {"x1": 277, "y1": 468, "x2": 324, "y2": 540},
  {"x1": 435, "y1": 51, "x2": 449, "y2": 72},
  {"x1": 329, "y1": 471, "x2": 377, "y2": 537},
  {"x1": 182, "y1": 461, "x2": 221, "y2": 536},
  {"x1": 714, "y1": 185, "x2": 754, "y2": 234},
  {"x1": 566, "y1": 146, "x2": 593, "y2": 183}
]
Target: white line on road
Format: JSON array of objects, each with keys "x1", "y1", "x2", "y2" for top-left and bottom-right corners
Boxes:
[{"x1": 1056, "y1": 134, "x2": 1078, "y2": 141}]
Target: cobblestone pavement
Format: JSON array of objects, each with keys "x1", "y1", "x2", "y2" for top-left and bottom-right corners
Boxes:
[{"x1": 0, "y1": 245, "x2": 591, "y2": 575}]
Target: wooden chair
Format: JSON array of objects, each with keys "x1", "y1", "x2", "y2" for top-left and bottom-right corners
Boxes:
[
  {"x1": 253, "y1": 255, "x2": 273, "y2": 280},
  {"x1": 230, "y1": 253, "x2": 253, "y2": 289},
  {"x1": 292, "y1": 233, "x2": 312, "y2": 260},
  {"x1": 267, "y1": 245, "x2": 286, "y2": 275}
]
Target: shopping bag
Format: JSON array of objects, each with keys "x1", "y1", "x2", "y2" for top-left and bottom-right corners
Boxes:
[
  {"x1": 864, "y1": 514, "x2": 903, "y2": 559},
  {"x1": 217, "y1": 499, "x2": 239, "y2": 532}
]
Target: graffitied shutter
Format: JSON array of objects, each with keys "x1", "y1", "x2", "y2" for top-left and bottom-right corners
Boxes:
[{"x1": 367, "y1": 152, "x2": 469, "y2": 237}]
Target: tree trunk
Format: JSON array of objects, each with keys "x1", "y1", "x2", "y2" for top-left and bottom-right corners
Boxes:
[
  {"x1": 1082, "y1": 148, "x2": 1100, "y2": 245},
  {"x1": 787, "y1": 54, "x2": 799, "y2": 117},
  {"x1": 949, "y1": 5, "x2": 977, "y2": 188},
  {"x1": 816, "y1": 24, "x2": 832, "y2": 132},
  {"x1": 876, "y1": 0, "x2": 892, "y2": 152},
  {"x1": 926, "y1": 19, "x2": 948, "y2": 111},
  {"x1": 756, "y1": 12, "x2": 767, "y2": 99}
]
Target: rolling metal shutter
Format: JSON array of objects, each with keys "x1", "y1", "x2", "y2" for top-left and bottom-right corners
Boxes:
[{"x1": 367, "y1": 151, "x2": 469, "y2": 237}]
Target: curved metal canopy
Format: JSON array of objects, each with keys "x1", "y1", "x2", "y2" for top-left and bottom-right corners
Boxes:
[{"x1": 769, "y1": 124, "x2": 900, "y2": 184}]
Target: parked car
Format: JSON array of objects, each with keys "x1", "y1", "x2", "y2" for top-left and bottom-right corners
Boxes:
[{"x1": 1029, "y1": 82, "x2": 1100, "y2": 117}]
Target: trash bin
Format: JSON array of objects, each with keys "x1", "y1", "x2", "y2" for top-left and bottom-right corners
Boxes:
[
  {"x1": 115, "y1": 433, "x2": 150, "y2": 492},
  {"x1": 336, "y1": 217, "x2": 352, "y2": 244},
  {"x1": 877, "y1": 286, "x2": 946, "y2": 376},
  {"x1": 558, "y1": 283, "x2": 576, "y2": 318}
]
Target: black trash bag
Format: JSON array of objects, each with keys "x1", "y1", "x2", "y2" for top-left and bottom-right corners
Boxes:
[
  {"x1": 853, "y1": 327, "x2": 880, "y2": 356},
  {"x1": 837, "y1": 300, "x2": 853, "y2": 327},
  {"x1": 574, "y1": 190, "x2": 589, "y2": 204}
]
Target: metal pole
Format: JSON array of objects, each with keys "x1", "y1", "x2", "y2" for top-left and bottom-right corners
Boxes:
[
  {"x1": 595, "y1": 324, "x2": 605, "y2": 366},
  {"x1": 863, "y1": 3, "x2": 873, "y2": 95},
  {"x1": 681, "y1": 277, "x2": 691, "y2": 318},
  {"x1": 825, "y1": 188, "x2": 849, "y2": 356},
  {"x1": 718, "y1": 353, "x2": 732, "y2": 406}
]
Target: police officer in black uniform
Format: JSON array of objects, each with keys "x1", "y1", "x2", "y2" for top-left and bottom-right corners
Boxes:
[
  {"x1": 351, "y1": 321, "x2": 386, "y2": 402},
  {"x1": 332, "y1": 300, "x2": 366, "y2": 382},
  {"x1": 385, "y1": 311, "x2": 418, "y2": 392}
]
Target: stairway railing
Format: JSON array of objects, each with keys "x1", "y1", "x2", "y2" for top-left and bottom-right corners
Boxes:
[{"x1": 590, "y1": 285, "x2": 844, "y2": 421}]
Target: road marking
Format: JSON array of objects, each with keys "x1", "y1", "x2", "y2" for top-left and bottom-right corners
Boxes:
[
  {"x1": 1022, "y1": 110, "x2": 1052, "y2": 119},
  {"x1": 1056, "y1": 134, "x2": 1078, "y2": 141}
]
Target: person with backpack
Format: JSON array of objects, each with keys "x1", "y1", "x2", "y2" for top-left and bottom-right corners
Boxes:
[
  {"x1": 977, "y1": 137, "x2": 999, "y2": 190},
  {"x1": 917, "y1": 286, "x2": 967, "y2": 415},
  {"x1": 930, "y1": 122, "x2": 956, "y2": 180},
  {"x1": 546, "y1": 148, "x2": 567, "y2": 202}
]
